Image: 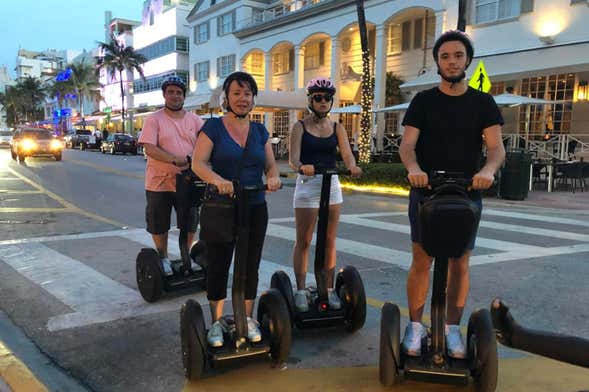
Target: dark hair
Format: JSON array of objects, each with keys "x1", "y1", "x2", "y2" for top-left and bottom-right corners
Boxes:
[
  {"x1": 433, "y1": 30, "x2": 474, "y2": 68},
  {"x1": 222, "y1": 71, "x2": 258, "y2": 96}
]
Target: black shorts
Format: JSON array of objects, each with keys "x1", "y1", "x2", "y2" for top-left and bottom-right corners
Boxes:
[
  {"x1": 408, "y1": 189, "x2": 482, "y2": 251},
  {"x1": 145, "y1": 190, "x2": 199, "y2": 234}
]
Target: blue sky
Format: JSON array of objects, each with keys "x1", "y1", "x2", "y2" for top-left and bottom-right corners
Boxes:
[{"x1": 0, "y1": 0, "x2": 145, "y2": 78}]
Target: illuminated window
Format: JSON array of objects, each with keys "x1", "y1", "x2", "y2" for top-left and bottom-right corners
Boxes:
[
  {"x1": 273, "y1": 111, "x2": 290, "y2": 138},
  {"x1": 272, "y1": 51, "x2": 290, "y2": 74},
  {"x1": 304, "y1": 41, "x2": 325, "y2": 69},
  {"x1": 249, "y1": 52, "x2": 264, "y2": 75}
]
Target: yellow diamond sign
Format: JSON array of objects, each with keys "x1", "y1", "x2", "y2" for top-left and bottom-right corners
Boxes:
[{"x1": 469, "y1": 60, "x2": 492, "y2": 93}]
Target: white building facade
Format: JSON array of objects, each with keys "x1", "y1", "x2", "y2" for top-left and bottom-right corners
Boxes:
[{"x1": 131, "y1": 0, "x2": 197, "y2": 117}]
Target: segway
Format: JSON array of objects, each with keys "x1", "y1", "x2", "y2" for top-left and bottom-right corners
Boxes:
[
  {"x1": 271, "y1": 168, "x2": 366, "y2": 332},
  {"x1": 180, "y1": 183, "x2": 292, "y2": 380},
  {"x1": 491, "y1": 298, "x2": 589, "y2": 368},
  {"x1": 379, "y1": 171, "x2": 498, "y2": 392},
  {"x1": 136, "y1": 165, "x2": 207, "y2": 303}
]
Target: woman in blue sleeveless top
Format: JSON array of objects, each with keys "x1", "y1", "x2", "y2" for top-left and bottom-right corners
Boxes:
[
  {"x1": 288, "y1": 77, "x2": 362, "y2": 312},
  {"x1": 192, "y1": 72, "x2": 281, "y2": 348}
]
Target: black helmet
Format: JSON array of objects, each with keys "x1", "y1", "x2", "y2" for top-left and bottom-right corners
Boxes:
[
  {"x1": 161, "y1": 76, "x2": 187, "y2": 95},
  {"x1": 433, "y1": 30, "x2": 474, "y2": 69},
  {"x1": 222, "y1": 71, "x2": 258, "y2": 96}
]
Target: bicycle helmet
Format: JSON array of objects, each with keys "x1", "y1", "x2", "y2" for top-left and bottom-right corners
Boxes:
[
  {"x1": 221, "y1": 71, "x2": 258, "y2": 119},
  {"x1": 306, "y1": 77, "x2": 336, "y2": 95},
  {"x1": 161, "y1": 76, "x2": 187, "y2": 96},
  {"x1": 432, "y1": 30, "x2": 475, "y2": 83},
  {"x1": 306, "y1": 77, "x2": 336, "y2": 118}
]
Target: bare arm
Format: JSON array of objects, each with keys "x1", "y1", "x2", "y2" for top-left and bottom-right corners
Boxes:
[
  {"x1": 264, "y1": 142, "x2": 281, "y2": 191},
  {"x1": 335, "y1": 123, "x2": 361, "y2": 177},
  {"x1": 144, "y1": 143, "x2": 188, "y2": 168},
  {"x1": 288, "y1": 121, "x2": 303, "y2": 171},
  {"x1": 473, "y1": 124, "x2": 505, "y2": 190},
  {"x1": 399, "y1": 125, "x2": 428, "y2": 187}
]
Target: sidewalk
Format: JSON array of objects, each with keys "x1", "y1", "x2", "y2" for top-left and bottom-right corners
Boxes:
[{"x1": 276, "y1": 160, "x2": 589, "y2": 211}]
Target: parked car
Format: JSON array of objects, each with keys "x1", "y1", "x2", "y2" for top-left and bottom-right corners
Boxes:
[
  {"x1": 0, "y1": 130, "x2": 13, "y2": 148},
  {"x1": 65, "y1": 129, "x2": 100, "y2": 149},
  {"x1": 100, "y1": 133, "x2": 138, "y2": 155},
  {"x1": 10, "y1": 128, "x2": 64, "y2": 162}
]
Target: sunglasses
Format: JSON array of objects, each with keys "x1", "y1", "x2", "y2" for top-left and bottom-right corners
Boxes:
[{"x1": 311, "y1": 94, "x2": 333, "y2": 103}]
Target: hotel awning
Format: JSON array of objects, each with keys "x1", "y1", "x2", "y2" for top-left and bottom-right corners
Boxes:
[
  {"x1": 401, "y1": 42, "x2": 589, "y2": 92},
  {"x1": 184, "y1": 94, "x2": 212, "y2": 110},
  {"x1": 255, "y1": 89, "x2": 308, "y2": 110}
]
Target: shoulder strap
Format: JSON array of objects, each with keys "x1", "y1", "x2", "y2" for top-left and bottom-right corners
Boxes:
[{"x1": 299, "y1": 120, "x2": 307, "y2": 133}]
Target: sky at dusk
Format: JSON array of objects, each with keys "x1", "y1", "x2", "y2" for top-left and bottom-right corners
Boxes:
[{"x1": 0, "y1": 0, "x2": 146, "y2": 78}]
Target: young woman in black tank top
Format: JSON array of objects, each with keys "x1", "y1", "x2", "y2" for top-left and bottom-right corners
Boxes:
[{"x1": 288, "y1": 77, "x2": 361, "y2": 311}]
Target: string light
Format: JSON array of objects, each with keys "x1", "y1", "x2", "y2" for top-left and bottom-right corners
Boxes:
[{"x1": 358, "y1": 49, "x2": 373, "y2": 164}]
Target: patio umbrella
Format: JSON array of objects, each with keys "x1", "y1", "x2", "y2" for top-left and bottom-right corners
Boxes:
[
  {"x1": 373, "y1": 102, "x2": 410, "y2": 113},
  {"x1": 492, "y1": 93, "x2": 553, "y2": 107},
  {"x1": 330, "y1": 104, "x2": 363, "y2": 114}
]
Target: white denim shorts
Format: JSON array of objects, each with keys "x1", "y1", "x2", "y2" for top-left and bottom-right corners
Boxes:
[{"x1": 293, "y1": 174, "x2": 343, "y2": 209}]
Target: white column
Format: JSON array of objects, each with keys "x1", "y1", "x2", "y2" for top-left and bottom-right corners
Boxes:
[
  {"x1": 374, "y1": 25, "x2": 387, "y2": 152},
  {"x1": 264, "y1": 51, "x2": 274, "y2": 135},
  {"x1": 293, "y1": 44, "x2": 305, "y2": 90},
  {"x1": 330, "y1": 36, "x2": 341, "y2": 111}
]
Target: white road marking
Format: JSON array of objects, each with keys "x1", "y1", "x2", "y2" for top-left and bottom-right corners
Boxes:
[{"x1": 484, "y1": 209, "x2": 589, "y2": 228}]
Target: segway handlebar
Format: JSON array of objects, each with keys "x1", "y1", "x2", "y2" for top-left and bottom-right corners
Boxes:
[
  {"x1": 205, "y1": 183, "x2": 282, "y2": 194},
  {"x1": 427, "y1": 171, "x2": 472, "y2": 189},
  {"x1": 491, "y1": 298, "x2": 589, "y2": 368},
  {"x1": 297, "y1": 167, "x2": 352, "y2": 176}
]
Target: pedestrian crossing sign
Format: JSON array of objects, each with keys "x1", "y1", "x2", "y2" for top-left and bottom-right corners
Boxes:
[{"x1": 468, "y1": 60, "x2": 492, "y2": 93}]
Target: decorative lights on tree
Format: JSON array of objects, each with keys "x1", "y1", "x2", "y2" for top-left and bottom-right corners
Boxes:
[{"x1": 355, "y1": 0, "x2": 373, "y2": 164}]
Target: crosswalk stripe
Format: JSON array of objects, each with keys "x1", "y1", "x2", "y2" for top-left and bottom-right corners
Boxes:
[
  {"x1": 266, "y1": 223, "x2": 413, "y2": 268},
  {"x1": 484, "y1": 209, "x2": 589, "y2": 228}
]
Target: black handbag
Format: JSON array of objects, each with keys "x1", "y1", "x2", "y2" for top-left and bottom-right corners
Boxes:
[{"x1": 199, "y1": 124, "x2": 253, "y2": 243}]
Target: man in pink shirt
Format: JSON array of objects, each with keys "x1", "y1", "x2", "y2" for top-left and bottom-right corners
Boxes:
[{"x1": 139, "y1": 76, "x2": 205, "y2": 275}]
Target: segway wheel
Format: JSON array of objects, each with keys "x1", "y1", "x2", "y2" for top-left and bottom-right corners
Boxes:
[
  {"x1": 180, "y1": 299, "x2": 207, "y2": 380},
  {"x1": 136, "y1": 248, "x2": 163, "y2": 303},
  {"x1": 270, "y1": 271, "x2": 294, "y2": 323},
  {"x1": 468, "y1": 309, "x2": 498, "y2": 392},
  {"x1": 379, "y1": 302, "x2": 401, "y2": 386},
  {"x1": 190, "y1": 241, "x2": 207, "y2": 270},
  {"x1": 257, "y1": 289, "x2": 292, "y2": 364},
  {"x1": 335, "y1": 265, "x2": 366, "y2": 332}
]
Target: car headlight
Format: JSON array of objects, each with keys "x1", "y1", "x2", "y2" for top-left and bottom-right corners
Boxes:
[
  {"x1": 50, "y1": 139, "x2": 63, "y2": 150},
  {"x1": 21, "y1": 139, "x2": 36, "y2": 151}
]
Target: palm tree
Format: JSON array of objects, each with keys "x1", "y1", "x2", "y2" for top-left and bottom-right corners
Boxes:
[
  {"x1": 0, "y1": 85, "x2": 24, "y2": 126},
  {"x1": 457, "y1": 0, "x2": 467, "y2": 31},
  {"x1": 97, "y1": 35, "x2": 146, "y2": 134},
  {"x1": 355, "y1": 0, "x2": 373, "y2": 164},
  {"x1": 18, "y1": 76, "x2": 46, "y2": 122},
  {"x1": 69, "y1": 59, "x2": 102, "y2": 125}
]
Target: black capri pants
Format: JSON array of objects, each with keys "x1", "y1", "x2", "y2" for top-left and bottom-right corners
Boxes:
[{"x1": 206, "y1": 202, "x2": 268, "y2": 301}]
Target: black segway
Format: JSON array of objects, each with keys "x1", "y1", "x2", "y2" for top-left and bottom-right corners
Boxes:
[
  {"x1": 379, "y1": 171, "x2": 498, "y2": 392},
  {"x1": 136, "y1": 165, "x2": 207, "y2": 303},
  {"x1": 491, "y1": 298, "x2": 589, "y2": 368},
  {"x1": 180, "y1": 183, "x2": 292, "y2": 380},
  {"x1": 271, "y1": 168, "x2": 366, "y2": 332}
]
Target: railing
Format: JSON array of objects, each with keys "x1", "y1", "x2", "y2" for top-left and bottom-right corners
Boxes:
[
  {"x1": 502, "y1": 133, "x2": 589, "y2": 161},
  {"x1": 236, "y1": 0, "x2": 329, "y2": 31}
]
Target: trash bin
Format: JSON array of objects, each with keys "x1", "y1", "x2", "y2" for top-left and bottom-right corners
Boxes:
[{"x1": 499, "y1": 148, "x2": 533, "y2": 200}]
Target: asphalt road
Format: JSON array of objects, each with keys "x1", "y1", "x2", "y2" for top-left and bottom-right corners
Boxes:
[{"x1": 0, "y1": 147, "x2": 588, "y2": 392}]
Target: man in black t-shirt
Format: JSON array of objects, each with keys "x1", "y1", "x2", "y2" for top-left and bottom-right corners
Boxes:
[{"x1": 399, "y1": 30, "x2": 506, "y2": 359}]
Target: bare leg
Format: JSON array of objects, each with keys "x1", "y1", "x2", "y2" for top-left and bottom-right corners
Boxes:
[
  {"x1": 187, "y1": 232, "x2": 195, "y2": 249},
  {"x1": 325, "y1": 204, "x2": 341, "y2": 288},
  {"x1": 407, "y1": 242, "x2": 434, "y2": 322},
  {"x1": 209, "y1": 300, "x2": 225, "y2": 322},
  {"x1": 446, "y1": 251, "x2": 471, "y2": 325},
  {"x1": 152, "y1": 233, "x2": 168, "y2": 257},
  {"x1": 245, "y1": 300, "x2": 255, "y2": 318},
  {"x1": 292, "y1": 208, "x2": 318, "y2": 290}
]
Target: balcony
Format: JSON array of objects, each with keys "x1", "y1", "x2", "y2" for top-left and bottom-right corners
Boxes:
[{"x1": 235, "y1": 0, "x2": 339, "y2": 33}]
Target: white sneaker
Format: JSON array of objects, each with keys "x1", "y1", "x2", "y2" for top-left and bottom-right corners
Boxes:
[
  {"x1": 402, "y1": 322, "x2": 427, "y2": 356},
  {"x1": 327, "y1": 288, "x2": 341, "y2": 310},
  {"x1": 294, "y1": 290, "x2": 309, "y2": 312},
  {"x1": 160, "y1": 257, "x2": 173, "y2": 276},
  {"x1": 247, "y1": 317, "x2": 262, "y2": 343},
  {"x1": 207, "y1": 320, "x2": 225, "y2": 347},
  {"x1": 445, "y1": 324, "x2": 466, "y2": 359}
]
